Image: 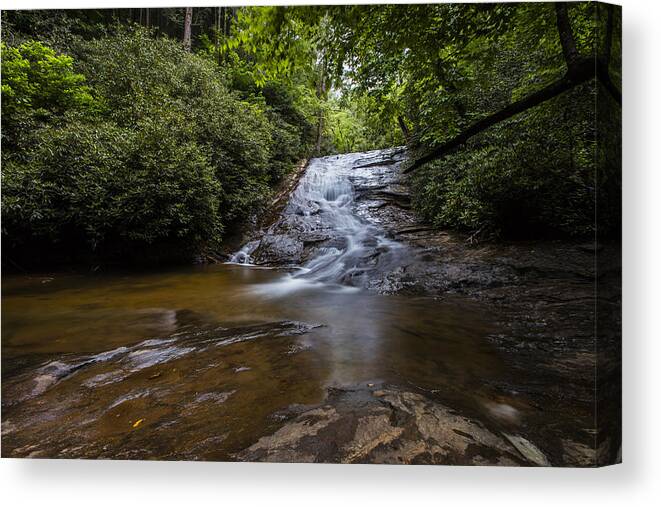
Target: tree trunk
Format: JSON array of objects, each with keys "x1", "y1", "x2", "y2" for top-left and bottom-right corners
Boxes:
[
  {"x1": 314, "y1": 68, "x2": 327, "y2": 155},
  {"x1": 555, "y1": 3, "x2": 581, "y2": 70},
  {"x1": 183, "y1": 7, "x2": 193, "y2": 51},
  {"x1": 397, "y1": 115, "x2": 411, "y2": 142}
]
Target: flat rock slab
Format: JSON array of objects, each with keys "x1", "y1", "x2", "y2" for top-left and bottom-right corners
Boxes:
[{"x1": 236, "y1": 386, "x2": 543, "y2": 466}]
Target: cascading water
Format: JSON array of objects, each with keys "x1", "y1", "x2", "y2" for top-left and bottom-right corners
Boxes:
[
  {"x1": 228, "y1": 239, "x2": 260, "y2": 265},
  {"x1": 229, "y1": 148, "x2": 410, "y2": 291}
]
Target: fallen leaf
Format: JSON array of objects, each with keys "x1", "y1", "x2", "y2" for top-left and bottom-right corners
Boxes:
[{"x1": 132, "y1": 418, "x2": 145, "y2": 428}]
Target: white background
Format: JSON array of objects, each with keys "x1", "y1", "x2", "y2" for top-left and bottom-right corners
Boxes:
[{"x1": 1, "y1": 0, "x2": 659, "y2": 505}]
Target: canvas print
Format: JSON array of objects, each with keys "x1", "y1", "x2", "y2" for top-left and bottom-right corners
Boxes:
[{"x1": 0, "y1": 2, "x2": 621, "y2": 466}]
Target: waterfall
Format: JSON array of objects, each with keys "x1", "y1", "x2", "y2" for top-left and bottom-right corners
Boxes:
[
  {"x1": 228, "y1": 240, "x2": 260, "y2": 265},
  {"x1": 229, "y1": 148, "x2": 409, "y2": 290}
]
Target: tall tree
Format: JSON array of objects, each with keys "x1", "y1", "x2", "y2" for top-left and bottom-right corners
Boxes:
[
  {"x1": 314, "y1": 58, "x2": 328, "y2": 154},
  {"x1": 182, "y1": 7, "x2": 193, "y2": 51}
]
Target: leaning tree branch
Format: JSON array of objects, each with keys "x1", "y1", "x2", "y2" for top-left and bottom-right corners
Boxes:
[
  {"x1": 397, "y1": 115, "x2": 411, "y2": 142},
  {"x1": 604, "y1": 3, "x2": 614, "y2": 66},
  {"x1": 555, "y1": 2, "x2": 581, "y2": 70},
  {"x1": 404, "y1": 62, "x2": 593, "y2": 173},
  {"x1": 404, "y1": 2, "x2": 620, "y2": 174}
]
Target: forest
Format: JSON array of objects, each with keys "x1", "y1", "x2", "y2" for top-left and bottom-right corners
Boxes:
[
  {"x1": 1, "y1": 3, "x2": 622, "y2": 466},
  {"x1": 1, "y1": 3, "x2": 621, "y2": 266}
]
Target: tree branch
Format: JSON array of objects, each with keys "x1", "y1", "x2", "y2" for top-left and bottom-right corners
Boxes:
[
  {"x1": 405, "y1": 2, "x2": 621, "y2": 174},
  {"x1": 397, "y1": 115, "x2": 411, "y2": 142},
  {"x1": 404, "y1": 63, "x2": 593, "y2": 174},
  {"x1": 555, "y1": 2, "x2": 581, "y2": 71},
  {"x1": 604, "y1": 3, "x2": 614, "y2": 66}
]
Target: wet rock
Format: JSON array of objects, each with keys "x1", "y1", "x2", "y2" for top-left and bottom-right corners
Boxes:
[
  {"x1": 237, "y1": 386, "x2": 536, "y2": 466},
  {"x1": 239, "y1": 406, "x2": 341, "y2": 463},
  {"x1": 253, "y1": 234, "x2": 304, "y2": 265},
  {"x1": 293, "y1": 201, "x2": 322, "y2": 216},
  {"x1": 503, "y1": 433, "x2": 551, "y2": 466},
  {"x1": 300, "y1": 232, "x2": 331, "y2": 245},
  {"x1": 562, "y1": 439, "x2": 596, "y2": 467},
  {"x1": 286, "y1": 343, "x2": 311, "y2": 355},
  {"x1": 194, "y1": 390, "x2": 235, "y2": 404},
  {"x1": 342, "y1": 413, "x2": 404, "y2": 462},
  {"x1": 353, "y1": 158, "x2": 400, "y2": 169},
  {"x1": 3, "y1": 320, "x2": 320, "y2": 409}
]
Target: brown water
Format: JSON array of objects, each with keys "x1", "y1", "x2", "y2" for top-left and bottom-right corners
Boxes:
[{"x1": 1, "y1": 264, "x2": 532, "y2": 460}]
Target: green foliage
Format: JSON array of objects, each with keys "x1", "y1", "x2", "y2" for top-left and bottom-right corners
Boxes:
[
  {"x1": 2, "y1": 29, "x2": 314, "y2": 263},
  {"x1": 3, "y1": 116, "x2": 221, "y2": 259},
  {"x1": 223, "y1": 7, "x2": 319, "y2": 87},
  {"x1": 1, "y1": 40, "x2": 99, "y2": 148},
  {"x1": 0, "y1": 40, "x2": 95, "y2": 114},
  {"x1": 312, "y1": 4, "x2": 515, "y2": 145},
  {"x1": 1, "y1": 4, "x2": 621, "y2": 267},
  {"x1": 217, "y1": 6, "x2": 395, "y2": 155},
  {"x1": 75, "y1": 29, "x2": 279, "y2": 221},
  {"x1": 324, "y1": 95, "x2": 403, "y2": 154},
  {"x1": 412, "y1": 85, "x2": 606, "y2": 238},
  {"x1": 222, "y1": 77, "x2": 315, "y2": 182},
  {"x1": 315, "y1": 2, "x2": 619, "y2": 238}
]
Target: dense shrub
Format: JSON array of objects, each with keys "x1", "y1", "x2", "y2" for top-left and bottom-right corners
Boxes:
[
  {"x1": 412, "y1": 85, "x2": 618, "y2": 239},
  {"x1": 1, "y1": 40, "x2": 99, "y2": 150},
  {"x1": 2, "y1": 114, "x2": 221, "y2": 261},
  {"x1": 1, "y1": 29, "x2": 313, "y2": 264},
  {"x1": 261, "y1": 81, "x2": 315, "y2": 180},
  {"x1": 224, "y1": 75, "x2": 315, "y2": 180},
  {"x1": 76, "y1": 30, "x2": 315, "y2": 219}
]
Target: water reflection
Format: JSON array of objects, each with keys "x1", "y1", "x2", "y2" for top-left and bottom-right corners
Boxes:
[{"x1": 2, "y1": 264, "x2": 518, "y2": 459}]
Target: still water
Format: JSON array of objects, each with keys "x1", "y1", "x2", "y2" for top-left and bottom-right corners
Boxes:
[{"x1": 2, "y1": 266, "x2": 522, "y2": 460}]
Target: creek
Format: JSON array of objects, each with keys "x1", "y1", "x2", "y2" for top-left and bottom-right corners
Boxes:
[{"x1": 1, "y1": 149, "x2": 589, "y2": 463}]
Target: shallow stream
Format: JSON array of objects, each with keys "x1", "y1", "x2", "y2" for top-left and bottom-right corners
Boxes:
[{"x1": 1, "y1": 150, "x2": 547, "y2": 460}]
